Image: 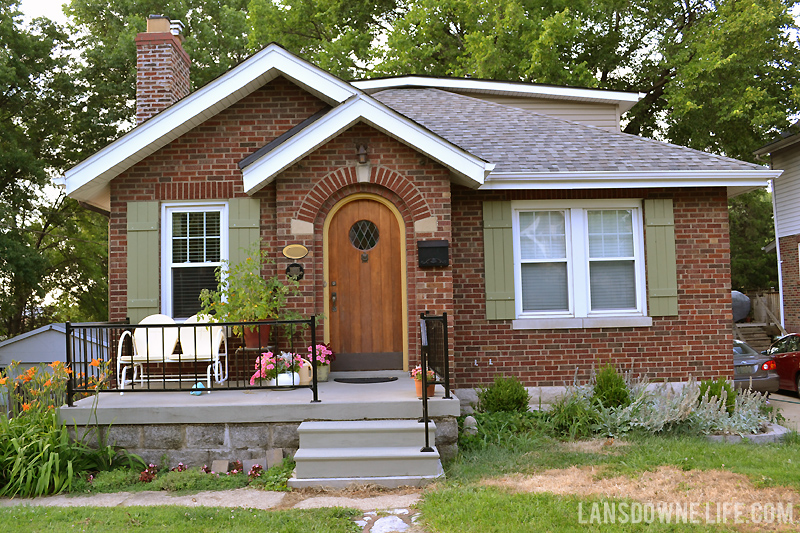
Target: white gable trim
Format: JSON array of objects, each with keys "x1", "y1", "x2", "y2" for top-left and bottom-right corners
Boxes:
[
  {"x1": 481, "y1": 170, "x2": 783, "y2": 198},
  {"x1": 62, "y1": 45, "x2": 359, "y2": 209},
  {"x1": 241, "y1": 94, "x2": 494, "y2": 194},
  {"x1": 352, "y1": 76, "x2": 643, "y2": 113}
]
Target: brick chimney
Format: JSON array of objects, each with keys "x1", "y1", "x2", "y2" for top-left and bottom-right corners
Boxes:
[{"x1": 135, "y1": 15, "x2": 191, "y2": 125}]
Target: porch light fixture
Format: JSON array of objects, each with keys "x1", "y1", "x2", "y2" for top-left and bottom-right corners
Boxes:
[{"x1": 357, "y1": 144, "x2": 368, "y2": 164}]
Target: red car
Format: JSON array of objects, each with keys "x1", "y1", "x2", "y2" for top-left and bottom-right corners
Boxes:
[{"x1": 762, "y1": 333, "x2": 800, "y2": 393}]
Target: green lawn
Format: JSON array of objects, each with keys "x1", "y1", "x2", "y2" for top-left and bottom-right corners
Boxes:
[{"x1": 0, "y1": 506, "x2": 361, "y2": 533}]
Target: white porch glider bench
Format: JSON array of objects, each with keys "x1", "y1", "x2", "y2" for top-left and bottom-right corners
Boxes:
[{"x1": 116, "y1": 314, "x2": 228, "y2": 391}]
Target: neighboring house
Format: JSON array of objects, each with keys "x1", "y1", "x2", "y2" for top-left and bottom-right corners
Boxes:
[
  {"x1": 57, "y1": 16, "x2": 779, "y2": 389},
  {"x1": 0, "y1": 324, "x2": 69, "y2": 372},
  {"x1": 755, "y1": 131, "x2": 800, "y2": 333}
]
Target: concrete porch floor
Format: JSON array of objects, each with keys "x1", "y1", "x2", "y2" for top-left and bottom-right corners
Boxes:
[{"x1": 58, "y1": 371, "x2": 460, "y2": 426}]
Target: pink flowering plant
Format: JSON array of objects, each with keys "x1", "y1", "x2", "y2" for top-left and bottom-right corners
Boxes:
[
  {"x1": 250, "y1": 351, "x2": 305, "y2": 385},
  {"x1": 308, "y1": 343, "x2": 335, "y2": 367},
  {"x1": 411, "y1": 365, "x2": 435, "y2": 382}
]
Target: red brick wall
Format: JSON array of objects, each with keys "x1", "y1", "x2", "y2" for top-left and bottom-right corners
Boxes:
[
  {"x1": 778, "y1": 235, "x2": 800, "y2": 332},
  {"x1": 135, "y1": 31, "x2": 192, "y2": 124},
  {"x1": 109, "y1": 74, "x2": 732, "y2": 387},
  {"x1": 109, "y1": 77, "x2": 328, "y2": 321},
  {"x1": 450, "y1": 187, "x2": 733, "y2": 388}
]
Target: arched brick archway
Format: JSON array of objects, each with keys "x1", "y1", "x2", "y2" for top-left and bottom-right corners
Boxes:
[{"x1": 294, "y1": 165, "x2": 432, "y2": 224}]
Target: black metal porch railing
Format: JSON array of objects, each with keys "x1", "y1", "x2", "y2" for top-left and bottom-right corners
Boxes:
[
  {"x1": 65, "y1": 317, "x2": 319, "y2": 406},
  {"x1": 419, "y1": 312, "x2": 452, "y2": 453},
  {"x1": 420, "y1": 312, "x2": 451, "y2": 399}
]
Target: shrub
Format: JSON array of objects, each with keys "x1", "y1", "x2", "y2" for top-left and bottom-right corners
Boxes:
[
  {"x1": 592, "y1": 364, "x2": 630, "y2": 409},
  {"x1": 477, "y1": 376, "x2": 530, "y2": 413},
  {"x1": 546, "y1": 387, "x2": 598, "y2": 440},
  {"x1": 698, "y1": 378, "x2": 735, "y2": 414}
]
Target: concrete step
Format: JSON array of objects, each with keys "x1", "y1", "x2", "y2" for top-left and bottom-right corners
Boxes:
[
  {"x1": 297, "y1": 420, "x2": 436, "y2": 449},
  {"x1": 293, "y1": 446, "x2": 441, "y2": 479}
]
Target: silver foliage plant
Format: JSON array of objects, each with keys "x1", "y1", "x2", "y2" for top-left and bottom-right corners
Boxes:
[{"x1": 571, "y1": 373, "x2": 773, "y2": 437}]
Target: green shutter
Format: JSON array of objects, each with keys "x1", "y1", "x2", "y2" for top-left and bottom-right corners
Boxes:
[
  {"x1": 483, "y1": 201, "x2": 516, "y2": 320},
  {"x1": 127, "y1": 201, "x2": 160, "y2": 323},
  {"x1": 644, "y1": 199, "x2": 678, "y2": 316},
  {"x1": 228, "y1": 198, "x2": 261, "y2": 268}
]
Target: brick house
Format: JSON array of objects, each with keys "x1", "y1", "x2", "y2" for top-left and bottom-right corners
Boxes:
[{"x1": 58, "y1": 16, "x2": 779, "y2": 390}]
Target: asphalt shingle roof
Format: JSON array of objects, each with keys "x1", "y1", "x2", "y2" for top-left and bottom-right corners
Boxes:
[{"x1": 371, "y1": 88, "x2": 765, "y2": 173}]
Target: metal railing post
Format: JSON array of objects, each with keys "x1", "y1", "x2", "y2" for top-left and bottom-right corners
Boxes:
[{"x1": 66, "y1": 322, "x2": 74, "y2": 407}]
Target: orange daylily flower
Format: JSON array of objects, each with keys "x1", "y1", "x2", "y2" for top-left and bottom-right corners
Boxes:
[
  {"x1": 44, "y1": 379, "x2": 52, "y2": 387},
  {"x1": 49, "y1": 361, "x2": 62, "y2": 368},
  {"x1": 21, "y1": 403, "x2": 31, "y2": 411},
  {"x1": 90, "y1": 358, "x2": 101, "y2": 367},
  {"x1": 48, "y1": 405, "x2": 54, "y2": 410},
  {"x1": 0, "y1": 377, "x2": 7, "y2": 385}
]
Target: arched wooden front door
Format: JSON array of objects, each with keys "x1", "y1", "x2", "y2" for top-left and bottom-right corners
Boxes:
[{"x1": 326, "y1": 197, "x2": 404, "y2": 370}]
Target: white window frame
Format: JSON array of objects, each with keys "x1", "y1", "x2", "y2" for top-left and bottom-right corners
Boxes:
[
  {"x1": 511, "y1": 199, "x2": 650, "y2": 329},
  {"x1": 161, "y1": 202, "x2": 228, "y2": 319}
]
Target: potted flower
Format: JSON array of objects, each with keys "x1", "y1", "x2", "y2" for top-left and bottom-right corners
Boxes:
[
  {"x1": 199, "y1": 248, "x2": 300, "y2": 348},
  {"x1": 411, "y1": 365, "x2": 436, "y2": 398},
  {"x1": 307, "y1": 343, "x2": 335, "y2": 382},
  {"x1": 250, "y1": 351, "x2": 306, "y2": 386}
]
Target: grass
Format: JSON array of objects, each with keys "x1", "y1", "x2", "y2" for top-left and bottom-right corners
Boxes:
[
  {"x1": 0, "y1": 506, "x2": 361, "y2": 533},
  {"x1": 419, "y1": 423, "x2": 800, "y2": 532},
  {"x1": 420, "y1": 487, "x2": 724, "y2": 533},
  {"x1": 447, "y1": 430, "x2": 800, "y2": 491}
]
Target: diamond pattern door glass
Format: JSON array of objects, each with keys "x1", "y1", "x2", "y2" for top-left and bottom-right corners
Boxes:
[{"x1": 349, "y1": 220, "x2": 379, "y2": 250}]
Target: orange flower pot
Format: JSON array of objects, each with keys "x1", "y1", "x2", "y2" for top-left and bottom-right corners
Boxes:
[{"x1": 415, "y1": 379, "x2": 435, "y2": 399}]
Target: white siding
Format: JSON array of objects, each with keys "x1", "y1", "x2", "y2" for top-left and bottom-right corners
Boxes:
[
  {"x1": 465, "y1": 94, "x2": 620, "y2": 132},
  {"x1": 772, "y1": 147, "x2": 800, "y2": 238}
]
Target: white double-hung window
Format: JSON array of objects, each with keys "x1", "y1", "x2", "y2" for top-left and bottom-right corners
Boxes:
[
  {"x1": 512, "y1": 200, "x2": 647, "y2": 327},
  {"x1": 161, "y1": 203, "x2": 228, "y2": 319}
]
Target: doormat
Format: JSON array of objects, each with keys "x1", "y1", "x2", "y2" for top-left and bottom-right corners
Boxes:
[{"x1": 333, "y1": 377, "x2": 399, "y2": 384}]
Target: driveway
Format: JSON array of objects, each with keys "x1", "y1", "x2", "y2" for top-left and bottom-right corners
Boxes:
[{"x1": 770, "y1": 392, "x2": 800, "y2": 431}]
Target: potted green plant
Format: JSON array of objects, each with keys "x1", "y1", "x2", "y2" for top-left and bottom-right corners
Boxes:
[
  {"x1": 199, "y1": 248, "x2": 300, "y2": 347},
  {"x1": 307, "y1": 343, "x2": 335, "y2": 382},
  {"x1": 411, "y1": 365, "x2": 436, "y2": 398}
]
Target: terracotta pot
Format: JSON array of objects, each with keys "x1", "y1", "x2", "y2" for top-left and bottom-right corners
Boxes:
[
  {"x1": 242, "y1": 324, "x2": 271, "y2": 348},
  {"x1": 415, "y1": 379, "x2": 435, "y2": 399}
]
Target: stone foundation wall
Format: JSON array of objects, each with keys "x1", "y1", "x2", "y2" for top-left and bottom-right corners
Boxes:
[{"x1": 72, "y1": 416, "x2": 459, "y2": 467}]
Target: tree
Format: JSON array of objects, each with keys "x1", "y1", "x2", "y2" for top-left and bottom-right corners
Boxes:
[
  {"x1": 0, "y1": 1, "x2": 108, "y2": 337},
  {"x1": 253, "y1": 0, "x2": 800, "y2": 162},
  {"x1": 246, "y1": 0, "x2": 400, "y2": 79},
  {"x1": 728, "y1": 188, "x2": 778, "y2": 292},
  {"x1": 64, "y1": 0, "x2": 251, "y2": 152}
]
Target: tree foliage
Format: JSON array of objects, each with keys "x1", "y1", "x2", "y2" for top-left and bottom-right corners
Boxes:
[
  {"x1": 0, "y1": 1, "x2": 108, "y2": 337},
  {"x1": 728, "y1": 188, "x2": 778, "y2": 292},
  {"x1": 247, "y1": 0, "x2": 800, "y2": 161}
]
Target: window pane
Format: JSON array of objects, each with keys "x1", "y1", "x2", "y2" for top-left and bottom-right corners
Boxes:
[
  {"x1": 207, "y1": 237, "x2": 220, "y2": 262},
  {"x1": 188, "y1": 238, "x2": 204, "y2": 262},
  {"x1": 172, "y1": 266, "x2": 217, "y2": 318},
  {"x1": 172, "y1": 239, "x2": 187, "y2": 263},
  {"x1": 588, "y1": 210, "x2": 633, "y2": 258},
  {"x1": 188, "y1": 212, "x2": 205, "y2": 237},
  {"x1": 521, "y1": 263, "x2": 568, "y2": 312},
  {"x1": 590, "y1": 260, "x2": 636, "y2": 310},
  {"x1": 206, "y1": 211, "x2": 220, "y2": 237},
  {"x1": 520, "y1": 211, "x2": 566, "y2": 260},
  {"x1": 172, "y1": 213, "x2": 187, "y2": 237}
]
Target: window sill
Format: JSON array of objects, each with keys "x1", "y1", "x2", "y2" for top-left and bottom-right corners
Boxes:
[{"x1": 511, "y1": 316, "x2": 653, "y2": 330}]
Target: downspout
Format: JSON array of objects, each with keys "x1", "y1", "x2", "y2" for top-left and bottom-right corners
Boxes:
[{"x1": 770, "y1": 177, "x2": 785, "y2": 329}]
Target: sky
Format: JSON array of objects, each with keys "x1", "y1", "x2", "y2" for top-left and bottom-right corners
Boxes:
[{"x1": 18, "y1": 0, "x2": 69, "y2": 25}]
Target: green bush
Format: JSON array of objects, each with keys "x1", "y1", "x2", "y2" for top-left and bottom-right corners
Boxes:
[
  {"x1": 592, "y1": 364, "x2": 631, "y2": 409},
  {"x1": 477, "y1": 376, "x2": 531, "y2": 413},
  {"x1": 698, "y1": 378, "x2": 735, "y2": 414},
  {"x1": 546, "y1": 389, "x2": 598, "y2": 440}
]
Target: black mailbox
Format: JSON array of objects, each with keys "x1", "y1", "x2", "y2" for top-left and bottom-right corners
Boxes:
[{"x1": 418, "y1": 240, "x2": 449, "y2": 267}]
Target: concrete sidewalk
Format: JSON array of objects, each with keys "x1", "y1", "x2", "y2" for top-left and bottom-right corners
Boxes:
[{"x1": 0, "y1": 488, "x2": 427, "y2": 533}]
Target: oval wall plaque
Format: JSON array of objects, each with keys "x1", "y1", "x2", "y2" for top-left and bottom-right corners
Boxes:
[{"x1": 282, "y1": 244, "x2": 309, "y2": 260}]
